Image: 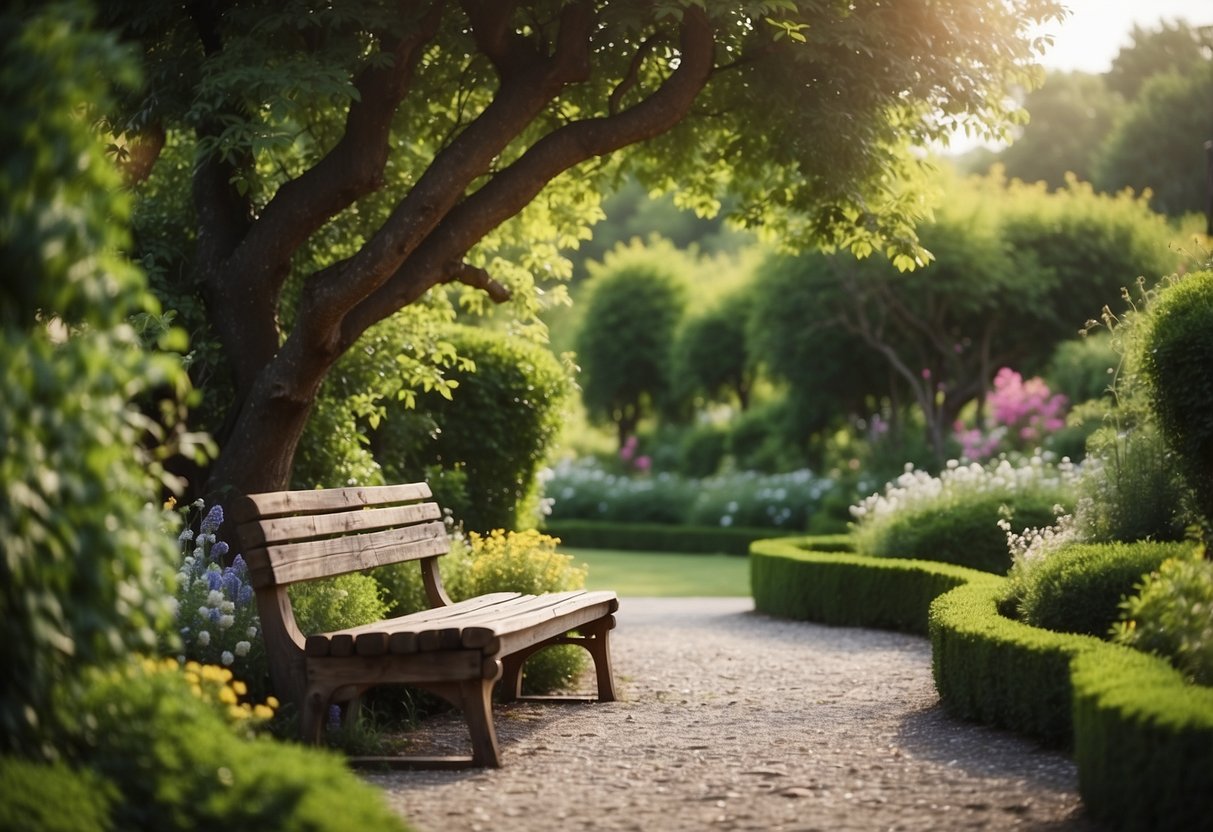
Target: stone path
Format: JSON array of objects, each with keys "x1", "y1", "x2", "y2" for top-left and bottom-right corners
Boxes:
[{"x1": 365, "y1": 597, "x2": 1102, "y2": 831}]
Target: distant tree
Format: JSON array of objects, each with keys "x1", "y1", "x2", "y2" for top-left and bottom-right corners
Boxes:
[
  {"x1": 674, "y1": 290, "x2": 756, "y2": 411},
  {"x1": 750, "y1": 174, "x2": 1178, "y2": 461},
  {"x1": 1106, "y1": 19, "x2": 1213, "y2": 100},
  {"x1": 98, "y1": 0, "x2": 1064, "y2": 497},
  {"x1": 1000, "y1": 71, "x2": 1120, "y2": 188},
  {"x1": 1094, "y1": 65, "x2": 1213, "y2": 217},
  {"x1": 575, "y1": 244, "x2": 688, "y2": 446}
]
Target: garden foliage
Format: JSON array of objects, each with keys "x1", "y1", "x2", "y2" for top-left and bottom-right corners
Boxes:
[
  {"x1": 1013, "y1": 541, "x2": 1195, "y2": 637},
  {"x1": 1114, "y1": 556, "x2": 1213, "y2": 686},
  {"x1": 0, "y1": 0, "x2": 189, "y2": 754},
  {"x1": 851, "y1": 456, "x2": 1079, "y2": 573},
  {"x1": 1137, "y1": 269, "x2": 1213, "y2": 521},
  {"x1": 382, "y1": 325, "x2": 573, "y2": 533},
  {"x1": 575, "y1": 242, "x2": 689, "y2": 443}
]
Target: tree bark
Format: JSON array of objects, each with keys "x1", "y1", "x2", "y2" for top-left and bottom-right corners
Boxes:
[{"x1": 203, "y1": 5, "x2": 715, "y2": 497}]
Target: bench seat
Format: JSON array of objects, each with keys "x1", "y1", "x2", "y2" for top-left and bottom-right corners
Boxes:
[{"x1": 229, "y1": 483, "x2": 619, "y2": 768}]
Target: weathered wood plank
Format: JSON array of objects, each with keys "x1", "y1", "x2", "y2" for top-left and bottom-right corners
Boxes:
[
  {"x1": 239, "y1": 502, "x2": 442, "y2": 547},
  {"x1": 228, "y1": 483, "x2": 432, "y2": 524},
  {"x1": 246, "y1": 524, "x2": 449, "y2": 587}
]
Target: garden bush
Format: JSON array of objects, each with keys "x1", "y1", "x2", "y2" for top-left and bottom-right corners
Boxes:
[
  {"x1": 750, "y1": 537, "x2": 989, "y2": 635},
  {"x1": 376, "y1": 531, "x2": 587, "y2": 694},
  {"x1": 545, "y1": 458, "x2": 834, "y2": 531},
  {"x1": 1013, "y1": 541, "x2": 1195, "y2": 637},
  {"x1": 0, "y1": 756, "x2": 115, "y2": 832},
  {"x1": 851, "y1": 456, "x2": 1079, "y2": 573},
  {"x1": 288, "y1": 574, "x2": 390, "y2": 638},
  {"x1": 64, "y1": 658, "x2": 407, "y2": 832},
  {"x1": 1137, "y1": 269, "x2": 1213, "y2": 521},
  {"x1": 378, "y1": 324, "x2": 572, "y2": 533},
  {"x1": 0, "y1": 0, "x2": 189, "y2": 753},
  {"x1": 1072, "y1": 646, "x2": 1213, "y2": 832},
  {"x1": 1113, "y1": 555, "x2": 1213, "y2": 686}
]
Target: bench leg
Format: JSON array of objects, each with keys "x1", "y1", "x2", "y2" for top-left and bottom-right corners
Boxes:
[
  {"x1": 300, "y1": 686, "x2": 331, "y2": 745},
  {"x1": 582, "y1": 617, "x2": 618, "y2": 702},
  {"x1": 460, "y1": 678, "x2": 502, "y2": 767}
]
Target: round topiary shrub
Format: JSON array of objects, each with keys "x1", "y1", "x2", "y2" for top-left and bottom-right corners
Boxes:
[
  {"x1": 1018, "y1": 541, "x2": 1196, "y2": 637},
  {"x1": 1138, "y1": 270, "x2": 1213, "y2": 521}
]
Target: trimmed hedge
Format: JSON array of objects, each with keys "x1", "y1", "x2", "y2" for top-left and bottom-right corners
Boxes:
[
  {"x1": 545, "y1": 520, "x2": 800, "y2": 555},
  {"x1": 749, "y1": 535, "x2": 1213, "y2": 829},
  {"x1": 1072, "y1": 647, "x2": 1213, "y2": 832},
  {"x1": 750, "y1": 537, "x2": 993, "y2": 635},
  {"x1": 928, "y1": 580, "x2": 1104, "y2": 746}
]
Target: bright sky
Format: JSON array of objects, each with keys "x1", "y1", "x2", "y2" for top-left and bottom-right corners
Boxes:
[{"x1": 1038, "y1": 0, "x2": 1212, "y2": 72}]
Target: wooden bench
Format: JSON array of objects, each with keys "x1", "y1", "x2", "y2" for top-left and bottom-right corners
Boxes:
[{"x1": 228, "y1": 482, "x2": 618, "y2": 768}]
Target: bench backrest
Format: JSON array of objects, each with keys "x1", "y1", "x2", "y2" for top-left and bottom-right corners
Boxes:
[{"x1": 227, "y1": 483, "x2": 450, "y2": 589}]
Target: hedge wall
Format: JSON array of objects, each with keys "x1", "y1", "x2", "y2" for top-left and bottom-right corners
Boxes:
[{"x1": 545, "y1": 520, "x2": 801, "y2": 555}]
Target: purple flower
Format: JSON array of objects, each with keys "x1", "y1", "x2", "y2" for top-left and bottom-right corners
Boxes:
[
  {"x1": 238, "y1": 584, "x2": 255, "y2": 607},
  {"x1": 221, "y1": 569, "x2": 242, "y2": 598},
  {"x1": 200, "y1": 504, "x2": 224, "y2": 535},
  {"x1": 231, "y1": 554, "x2": 247, "y2": 576},
  {"x1": 210, "y1": 540, "x2": 229, "y2": 561},
  {"x1": 206, "y1": 570, "x2": 223, "y2": 591}
]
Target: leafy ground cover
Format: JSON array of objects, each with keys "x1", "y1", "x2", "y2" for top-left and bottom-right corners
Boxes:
[{"x1": 570, "y1": 548, "x2": 750, "y2": 597}]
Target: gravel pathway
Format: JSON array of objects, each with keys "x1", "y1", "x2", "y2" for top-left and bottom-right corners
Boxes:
[{"x1": 365, "y1": 597, "x2": 1102, "y2": 831}]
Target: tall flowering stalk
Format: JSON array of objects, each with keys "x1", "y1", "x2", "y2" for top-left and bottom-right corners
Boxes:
[{"x1": 171, "y1": 502, "x2": 266, "y2": 692}]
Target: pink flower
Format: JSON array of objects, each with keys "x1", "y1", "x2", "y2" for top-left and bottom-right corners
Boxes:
[{"x1": 634, "y1": 455, "x2": 651, "y2": 473}]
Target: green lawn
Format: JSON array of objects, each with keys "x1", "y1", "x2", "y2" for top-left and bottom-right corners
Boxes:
[{"x1": 567, "y1": 548, "x2": 750, "y2": 597}]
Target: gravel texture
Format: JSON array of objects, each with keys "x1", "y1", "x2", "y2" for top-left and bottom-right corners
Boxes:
[{"x1": 365, "y1": 597, "x2": 1102, "y2": 831}]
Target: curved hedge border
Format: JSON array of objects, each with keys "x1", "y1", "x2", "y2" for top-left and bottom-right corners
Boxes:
[
  {"x1": 750, "y1": 536, "x2": 995, "y2": 635},
  {"x1": 750, "y1": 536, "x2": 1213, "y2": 831},
  {"x1": 927, "y1": 579, "x2": 1103, "y2": 746},
  {"x1": 1072, "y1": 648, "x2": 1213, "y2": 831}
]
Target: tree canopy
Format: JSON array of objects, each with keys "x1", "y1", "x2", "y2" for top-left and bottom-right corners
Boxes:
[{"x1": 102, "y1": 0, "x2": 1064, "y2": 495}]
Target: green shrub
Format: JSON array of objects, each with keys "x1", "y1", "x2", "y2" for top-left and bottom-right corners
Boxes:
[
  {"x1": 1072, "y1": 646, "x2": 1213, "y2": 832},
  {"x1": 0, "y1": 1, "x2": 188, "y2": 753},
  {"x1": 672, "y1": 290, "x2": 755, "y2": 412},
  {"x1": 929, "y1": 580, "x2": 1104, "y2": 746},
  {"x1": 575, "y1": 240, "x2": 689, "y2": 441},
  {"x1": 852, "y1": 457, "x2": 1078, "y2": 573},
  {"x1": 1015, "y1": 541, "x2": 1195, "y2": 637},
  {"x1": 1138, "y1": 269, "x2": 1213, "y2": 521},
  {"x1": 0, "y1": 756, "x2": 115, "y2": 832},
  {"x1": 1077, "y1": 422, "x2": 1192, "y2": 543},
  {"x1": 750, "y1": 537, "x2": 989, "y2": 635},
  {"x1": 379, "y1": 324, "x2": 572, "y2": 533},
  {"x1": 377, "y1": 531, "x2": 587, "y2": 694},
  {"x1": 678, "y1": 423, "x2": 729, "y2": 478},
  {"x1": 67, "y1": 659, "x2": 408, "y2": 832},
  {"x1": 288, "y1": 573, "x2": 389, "y2": 636},
  {"x1": 1114, "y1": 556, "x2": 1213, "y2": 686},
  {"x1": 1045, "y1": 333, "x2": 1117, "y2": 405}
]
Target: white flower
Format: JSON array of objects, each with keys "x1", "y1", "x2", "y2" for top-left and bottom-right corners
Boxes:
[
  {"x1": 197, "y1": 605, "x2": 211, "y2": 619},
  {"x1": 166, "y1": 597, "x2": 179, "y2": 617},
  {"x1": 207, "y1": 590, "x2": 224, "y2": 607},
  {"x1": 235, "y1": 641, "x2": 251, "y2": 657},
  {"x1": 221, "y1": 651, "x2": 235, "y2": 666},
  {"x1": 193, "y1": 498, "x2": 206, "y2": 509},
  {"x1": 247, "y1": 626, "x2": 258, "y2": 638},
  {"x1": 218, "y1": 614, "x2": 235, "y2": 630},
  {"x1": 178, "y1": 529, "x2": 195, "y2": 543},
  {"x1": 197, "y1": 630, "x2": 211, "y2": 647},
  {"x1": 219, "y1": 600, "x2": 235, "y2": 614}
]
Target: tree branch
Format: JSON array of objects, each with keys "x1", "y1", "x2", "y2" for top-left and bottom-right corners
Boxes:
[
  {"x1": 339, "y1": 7, "x2": 715, "y2": 344},
  {"x1": 442, "y1": 261, "x2": 512, "y2": 303},
  {"x1": 225, "y1": 1, "x2": 447, "y2": 295}
]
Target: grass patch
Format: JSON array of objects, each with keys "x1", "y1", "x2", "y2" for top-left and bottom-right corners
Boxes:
[{"x1": 568, "y1": 548, "x2": 750, "y2": 597}]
